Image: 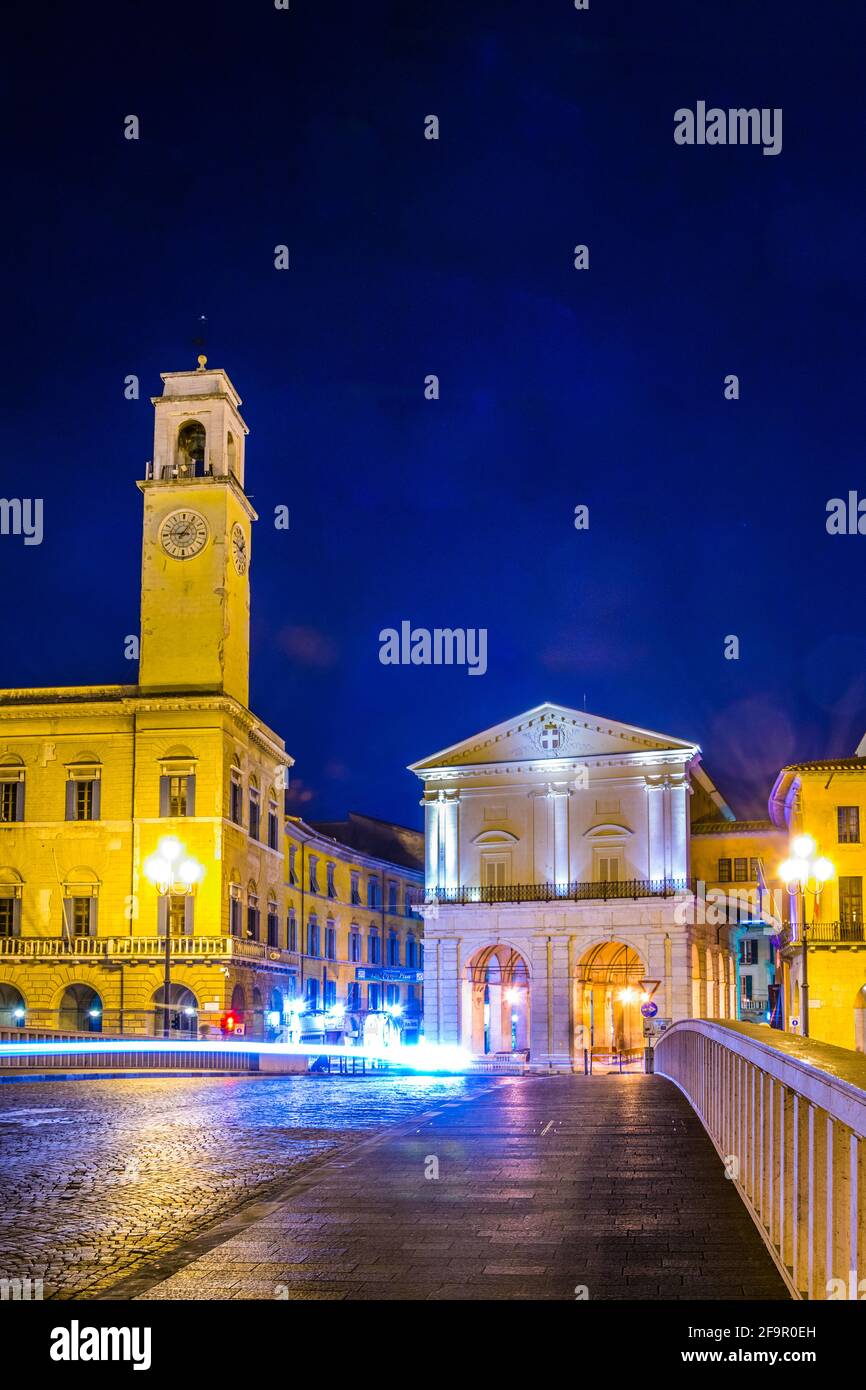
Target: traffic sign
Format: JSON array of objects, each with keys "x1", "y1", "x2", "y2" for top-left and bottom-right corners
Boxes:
[{"x1": 640, "y1": 1001, "x2": 659, "y2": 1019}]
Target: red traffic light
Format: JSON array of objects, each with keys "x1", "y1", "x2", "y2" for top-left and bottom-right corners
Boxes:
[{"x1": 220, "y1": 1011, "x2": 238, "y2": 1034}]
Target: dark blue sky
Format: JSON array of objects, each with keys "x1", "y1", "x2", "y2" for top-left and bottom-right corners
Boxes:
[{"x1": 3, "y1": 0, "x2": 866, "y2": 826}]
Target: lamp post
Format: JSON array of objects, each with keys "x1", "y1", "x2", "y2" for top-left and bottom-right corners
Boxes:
[
  {"x1": 778, "y1": 835, "x2": 833, "y2": 1039},
  {"x1": 143, "y1": 836, "x2": 204, "y2": 1039}
]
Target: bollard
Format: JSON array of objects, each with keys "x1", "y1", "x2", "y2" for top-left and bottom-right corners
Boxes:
[{"x1": 644, "y1": 1045, "x2": 654, "y2": 1074}]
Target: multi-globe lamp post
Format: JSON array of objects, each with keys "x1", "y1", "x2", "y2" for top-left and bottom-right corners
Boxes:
[
  {"x1": 778, "y1": 835, "x2": 833, "y2": 1039},
  {"x1": 143, "y1": 836, "x2": 204, "y2": 1039}
]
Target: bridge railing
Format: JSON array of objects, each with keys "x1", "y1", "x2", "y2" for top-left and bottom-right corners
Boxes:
[{"x1": 654, "y1": 1019, "x2": 866, "y2": 1300}]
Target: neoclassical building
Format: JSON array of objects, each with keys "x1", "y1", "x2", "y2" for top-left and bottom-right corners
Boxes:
[{"x1": 412, "y1": 703, "x2": 757, "y2": 1069}]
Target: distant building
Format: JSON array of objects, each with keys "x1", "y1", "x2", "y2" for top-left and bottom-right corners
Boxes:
[{"x1": 410, "y1": 703, "x2": 758, "y2": 1070}]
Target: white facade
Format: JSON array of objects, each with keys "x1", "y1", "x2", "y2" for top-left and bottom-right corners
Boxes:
[{"x1": 410, "y1": 703, "x2": 739, "y2": 1070}]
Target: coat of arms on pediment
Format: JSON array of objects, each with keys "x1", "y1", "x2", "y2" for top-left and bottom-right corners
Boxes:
[{"x1": 528, "y1": 717, "x2": 576, "y2": 756}]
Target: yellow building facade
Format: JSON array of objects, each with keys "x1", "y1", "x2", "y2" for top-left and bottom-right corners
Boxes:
[
  {"x1": 0, "y1": 362, "x2": 423, "y2": 1040},
  {"x1": 770, "y1": 758, "x2": 866, "y2": 1052}
]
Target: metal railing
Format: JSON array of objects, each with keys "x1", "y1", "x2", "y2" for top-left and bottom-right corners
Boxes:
[
  {"x1": 426, "y1": 877, "x2": 690, "y2": 906},
  {"x1": 806, "y1": 921, "x2": 865, "y2": 945},
  {"x1": 0, "y1": 935, "x2": 298, "y2": 962},
  {"x1": 654, "y1": 1019, "x2": 866, "y2": 1300}
]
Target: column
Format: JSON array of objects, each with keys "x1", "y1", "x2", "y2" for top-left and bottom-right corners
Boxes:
[
  {"x1": 529, "y1": 936, "x2": 551, "y2": 1066},
  {"x1": 669, "y1": 776, "x2": 689, "y2": 883},
  {"x1": 443, "y1": 793, "x2": 459, "y2": 891},
  {"x1": 437, "y1": 937, "x2": 461, "y2": 1045},
  {"x1": 553, "y1": 790, "x2": 570, "y2": 887},
  {"x1": 645, "y1": 778, "x2": 666, "y2": 882},
  {"x1": 423, "y1": 798, "x2": 440, "y2": 894}
]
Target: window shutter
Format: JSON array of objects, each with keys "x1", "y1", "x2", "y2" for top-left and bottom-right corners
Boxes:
[
  {"x1": 184, "y1": 896, "x2": 194, "y2": 936},
  {"x1": 88, "y1": 897, "x2": 98, "y2": 938},
  {"x1": 159, "y1": 776, "x2": 170, "y2": 817},
  {"x1": 91, "y1": 779, "x2": 101, "y2": 820},
  {"x1": 65, "y1": 781, "x2": 75, "y2": 821},
  {"x1": 15, "y1": 781, "x2": 24, "y2": 822},
  {"x1": 157, "y1": 896, "x2": 168, "y2": 937},
  {"x1": 12, "y1": 897, "x2": 21, "y2": 937},
  {"x1": 62, "y1": 897, "x2": 73, "y2": 938},
  {"x1": 186, "y1": 776, "x2": 196, "y2": 817}
]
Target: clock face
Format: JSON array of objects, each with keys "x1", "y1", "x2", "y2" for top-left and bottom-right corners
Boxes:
[
  {"x1": 231, "y1": 522, "x2": 248, "y2": 574},
  {"x1": 159, "y1": 509, "x2": 209, "y2": 559}
]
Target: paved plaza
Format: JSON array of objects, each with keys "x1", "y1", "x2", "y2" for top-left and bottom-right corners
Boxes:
[{"x1": 132, "y1": 1072, "x2": 788, "y2": 1301}]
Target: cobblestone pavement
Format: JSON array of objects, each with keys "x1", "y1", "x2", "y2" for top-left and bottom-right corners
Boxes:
[
  {"x1": 0, "y1": 1073, "x2": 487, "y2": 1299},
  {"x1": 139, "y1": 1074, "x2": 789, "y2": 1301}
]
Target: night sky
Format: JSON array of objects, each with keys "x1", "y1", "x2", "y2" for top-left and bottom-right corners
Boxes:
[{"x1": 3, "y1": 0, "x2": 866, "y2": 827}]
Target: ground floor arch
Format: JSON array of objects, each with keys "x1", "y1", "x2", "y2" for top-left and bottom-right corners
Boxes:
[
  {"x1": 576, "y1": 940, "x2": 647, "y2": 1054},
  {"x1": 855, "y1": 985, "x2": 866, "y2": 1053},
  {"x1": 0, "y1": 982, "x2": 26, "y2": 1027},
  {"x1": 461, "y1": 943, "x2": 530, "y2": 1054},
  {"x1": 58, "y1": 983, "x2": 103, "y2": 1033},
  {"x1": 151, "y1": 983, "x2": 199, "y2": 1036}
]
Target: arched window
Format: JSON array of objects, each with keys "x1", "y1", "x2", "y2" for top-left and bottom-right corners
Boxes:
[
  {"x1": 367, "y1": 927, "x2": 380, "y2": 965},
  {"x1": 175, "y1": 420, "x2": 207, "y2": 478},
  {"x1": 248, "y1": 775, "x2": 261, "y2": 840},
  {"x1": 229, "y1": 759, "x2": 243, "y2": 824},
  {"x1": 387, "y1": 931, "x2": 400, "y2": 967},
  {"x1": 405, "y1": 936, "x2": 418, "y2": 969},
  {"x1": 267, "y1": 895, "x2": 280, "y2": 948},
  {"x1": 229, "y1": 875, "x2": 243, "y2": 937},
  {"x1": 325, "y1": 920, "x2": 337, "y2": 960},
  {"x1": 307, "y1": 913, "x2": 320, "y2": 957},
  {"x1": 247, "y1": 880, "x2": 260, "y2": 941}
]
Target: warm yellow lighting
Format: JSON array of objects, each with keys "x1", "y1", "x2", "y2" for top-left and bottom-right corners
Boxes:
[
  {"x1": 813, "y1": 856, "x2": 834, "y2": 882},
  {"x1": 791, "y1": 834, "x2": 815, "y2": 859},
  {"x1": 177, "y1": 858, "x2": 204, "y2": 887},
  {"x1": 780, "y1": 856, "x2": 811, "y2": 885},
  {"x1": 159, "y1": 836, "x2": 183, "y2": 866},
  {"x1": 640, "y1": 991, "x2": 650, "y2": 1003},
  {"x1": 504, "y1": 988, "x2": 522, "y2": 1005},
  {"x1": 143, "y1": 854, "x2": 171, "y2": 886},
  {"x1": 618, "y1": 987, "x2": 637, "y2": 1005}
]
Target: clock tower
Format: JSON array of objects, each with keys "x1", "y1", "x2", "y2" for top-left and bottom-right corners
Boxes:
[{"x1": 138, "y1": 359, "x2": 256, "y2": 705}]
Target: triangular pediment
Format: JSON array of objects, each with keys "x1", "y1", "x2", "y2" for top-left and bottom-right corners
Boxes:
[{"x1": 409, "y1": 703, "x2": 699, "y2": 773}]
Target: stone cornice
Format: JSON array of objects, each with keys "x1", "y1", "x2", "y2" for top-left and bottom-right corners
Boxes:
[{"x1": 417, "y1": 750, "x2": 693, "y2": 784}]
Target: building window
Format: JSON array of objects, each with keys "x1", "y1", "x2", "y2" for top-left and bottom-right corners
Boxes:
[
  {"x1": 367, "y1": 877, "x2": 380, "y2": 909},
  {"x1": 287, "y1": 908, "x2": 297, "y2": 952},
  {"x1": 268, "y1": 800, "x2": 279, "y2": 850},
  {"x1": 368, "y1": 983, "x2": 381, "y2": 1011},
  {"x1": 66, "y1": 776, "x2": 100, "y2": 822},
  {"x1": 160, "y1": 773, "x2": 194, "y2": 817},
  {"x1": 739, "y1": 939, "x2": 759, "y2": 964},
  {"x1": 288, "y1": 845, "x2": 299, "y2": 886},
  {"x1": 347, "y1": 981, "x2": 361, "y2": 1011},
  {"x1": 838, "y1": 807, "x2": 860, "y2": 844},
  {"x1": 0, "y1": 893, "x2": 21, "y2": 938},
  {"x1": 839, "y1": 876, "x2": 863, "y2": 927},
  {"x1": 326, "y1": 862, "x2": 337, "y2": 898},
  {"x1": 247, "y1": 892, "x2": 260, "y2": 942},
  {"x1": 718, "y1": 859, "x2": 732, "y2": 882},
  {"x1": 350, "y1": 871, "x2": 361, "y2": 906},
  {"x1": 750, "y1": 859, "x2": 761, "y2": 882},
  {"x1": 267, "y1": 901, "x2": 280, "y2": 948},
  {"x1": 387, "y1": 881, "x2": 398, "y2": 914},
  {"x1": 733, "y1": 858, "x2": 749, "y2": 883},
  {"x1": 249, "y1": 785, "x2": 261, "y2": 841},
  {"x1": 309, "y1": 855, "x2": 319, "y2": 895},
  {"x1": 387, "y1": 931, "x2": 400, "y2": 966},
  {"x1": 307, "y1": 917, "x2": 320, "y2": 957},
  {"x1": 405, "y1": 887, "x2": 417, "y2": 917},
  {"x1": 367, "y1": 929, "x2": 380, "y2": 965},
  {"x1": 0, "y1": 778, "x2": 24, "y2": 823},
  {"x1": 406, "y1": 936, "x2": 417, "y2": 968},
  {"x1": 349, "y1": 929, "x2": 361, "y2": 963},
  {"x1": 385, "y1": 983, "x2": 399, "y2": 1007},
  {"x1": 742, "y1": 975, "x2": 754, "y2": 1000},
  {"x1": 305, "y1": 977, "x2": 319, "y2": 1010},
  {"x1": 64, "y1": 894, "x2": 96, "y2": 938},
  {"x1": 230, "y1": 768, "x2": 243, "y2": 825},
  {"x1": 323, "y1": 977, "x2": 337, "y2": 1008},
  {"x1": 325, "y1": 923, "x2": 337, "y2": 960},
  {"x1": 229, "y1": 886, "x2": 242, "y2": 937}
]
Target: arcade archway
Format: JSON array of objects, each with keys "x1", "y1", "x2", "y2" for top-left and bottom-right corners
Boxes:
[
  {"x1": 577, "y1": 941, "x2": 646, "y2": 1053},
  {"x1": 58, "y1": 983, "x2": 103, "y2": 1033},
  {"x1": 462, "y1": 944, "x2": 530, "y2": 1055}
]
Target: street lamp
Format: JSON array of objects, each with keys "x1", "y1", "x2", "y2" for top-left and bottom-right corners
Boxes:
[
  {"x1": 143, "y1": 836, "x2": 203, "y2": 1039},
  {"x1": 778, "y1": 834, "x2": 833, "y2": 1039}
]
